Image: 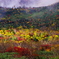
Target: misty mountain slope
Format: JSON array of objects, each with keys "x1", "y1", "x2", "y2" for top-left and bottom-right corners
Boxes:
[
  {"x1": 29, "y1": 2, "x2": 59, "y2": 19},
  {"x1": 4, "y1": 2, "x2": 59, "y2": 19},
  {"x1": 0, "y1": 2, "x2": 59, "y2": 30}
]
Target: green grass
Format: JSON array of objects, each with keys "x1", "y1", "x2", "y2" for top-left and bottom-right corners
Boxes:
[{"x1": 0, "y1": 51, "x2": 59, "y2": 59}]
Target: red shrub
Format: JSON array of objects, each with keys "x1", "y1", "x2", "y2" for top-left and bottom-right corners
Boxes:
[
  {"x1": 5, "y1": 47, "x2": 13, "y2": 52},
  {"x1": 5, "y1": 47, "x2": 31, "y2": 56},
  {"x1": 14, "y1": 47, "x2": 31, "y2": 56}
]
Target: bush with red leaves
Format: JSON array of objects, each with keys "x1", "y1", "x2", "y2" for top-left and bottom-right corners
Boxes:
[
  {"x1": 5, "y1": 47, "x2": 31, "y2": 56},
  {"x1": 5, "y1": 47, "x2": 13, "y2": 52},
  {"x1": 14, "y1": 47, "x2": 31, "y2": 56}
]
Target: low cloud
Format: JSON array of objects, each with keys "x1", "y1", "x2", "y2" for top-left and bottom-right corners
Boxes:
[{"x1": 0, "y1": 0, "x2": 59, "y2": 8}]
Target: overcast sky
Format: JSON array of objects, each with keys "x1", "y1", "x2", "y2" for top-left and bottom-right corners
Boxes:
[{"x1": 0, "y1": 0, "x2": 59, "y2": 8}]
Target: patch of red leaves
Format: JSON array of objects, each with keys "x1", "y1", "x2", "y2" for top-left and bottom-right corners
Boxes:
[
  {"x1": 14, "y1": 47, "x2": 31, "y2": 56},
  {"x1": 5, "y1": 47, "x2": 13, "y2": 52},
  {"x1": 5, "y1": 47, "x2": 31, "y2": 56},
  {"x1": 0, "y1": 37, "x2": 4, "y2": 39},
  {"x1": 17, "y1": 37, "x2": 25, "y2": 41}
]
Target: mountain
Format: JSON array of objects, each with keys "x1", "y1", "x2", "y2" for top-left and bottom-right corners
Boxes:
[{"x1": 0, "y1": 2, "x2": 59, "y2": 30}]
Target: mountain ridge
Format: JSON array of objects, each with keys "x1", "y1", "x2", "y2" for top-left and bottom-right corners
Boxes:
[{"x1": 0, "y1": 2, "x2": 59, "y2": 30}]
